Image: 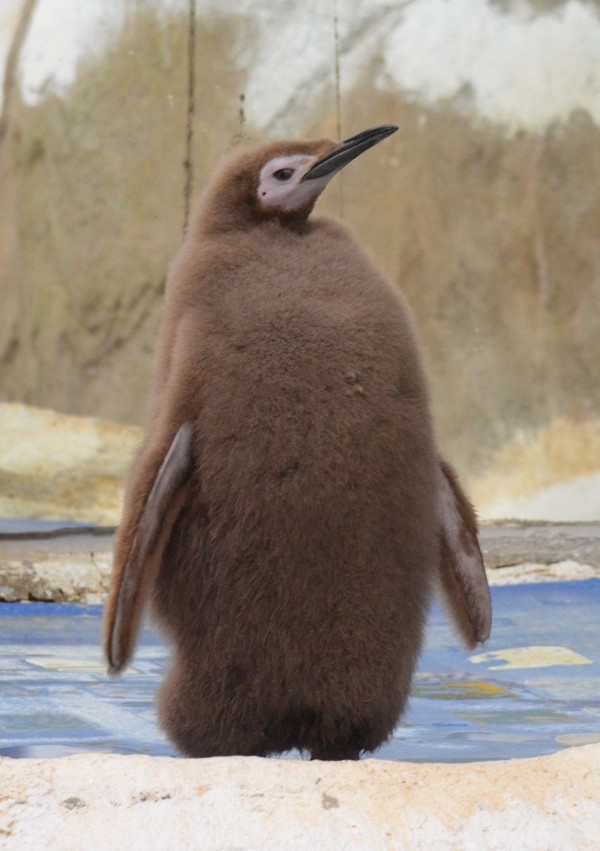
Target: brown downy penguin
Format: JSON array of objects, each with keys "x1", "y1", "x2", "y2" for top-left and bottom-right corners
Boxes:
[{"x1": 104, "y1": 125, "x2": 491, "y2": 760}]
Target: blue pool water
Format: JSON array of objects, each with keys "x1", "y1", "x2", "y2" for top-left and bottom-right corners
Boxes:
[{"x1": 1, "y1": 581, "x2": 599, "y2": 761}]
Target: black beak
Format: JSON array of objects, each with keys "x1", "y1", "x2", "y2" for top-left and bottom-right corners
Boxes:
[{"x1": 301, "y1": 124, "x2": 398, "y2": 181}]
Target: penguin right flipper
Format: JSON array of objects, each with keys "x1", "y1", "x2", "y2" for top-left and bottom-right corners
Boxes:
[
  {"x1": 437, "y1": 458, "x2": 492, "y2": 648},
  {"x1": 105, "y1": 423, "x2": 193, "y2": 675}
]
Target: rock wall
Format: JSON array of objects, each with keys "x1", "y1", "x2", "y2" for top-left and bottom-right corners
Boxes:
[
  {"x1": 1, "y1": 0, "x2": 600, "y2": 506},
  {"x1": 0, "y1": 403, "x2": 142, "y2": 523}
]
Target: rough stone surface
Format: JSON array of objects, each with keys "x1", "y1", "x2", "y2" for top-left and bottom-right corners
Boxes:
[
  {"x1": 0, "y1": 745, "x2": 599, "y2": 850},
  {"x1": 470, "y1": 418, "x2": 600, "y2": 521},
  {"x1": 479, "y1": 521, "x2": 600, "y2": 570},
  {"x1": 0, "y1": 403, "x2": 141, "y2": 525},
  {"x1": 487, "y1": 558, "x2": 598, "y2": 585},
  {"x1": 0, "y1": 552, "x2": 111, "y2": 604},
  {"x1": 0, "y1": 526, "x2": 113, "y2": 602}
]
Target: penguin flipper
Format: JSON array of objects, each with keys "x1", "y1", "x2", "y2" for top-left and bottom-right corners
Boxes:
[
  {"x1": 106, "y1": 423, "x2": 193, "y2": 675},
  {"x1": 437, "y1": 458, "x2": 492, "y2": 648}
]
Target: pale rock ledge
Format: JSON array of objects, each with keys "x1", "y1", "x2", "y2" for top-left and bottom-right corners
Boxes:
[{"x1": 1, "y1": 745, "x2": 599, "y2": 850}]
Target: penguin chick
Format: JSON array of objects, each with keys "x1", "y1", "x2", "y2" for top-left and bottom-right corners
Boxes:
[{"x1": 104, "y1": 125, "x2": 491, "y2": 761}]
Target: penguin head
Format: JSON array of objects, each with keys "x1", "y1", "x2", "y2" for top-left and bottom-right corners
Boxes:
[
  {"x1": 193, "y1": 125, "x2": 398, "y2": 234},
  {"x1": 256, "y1": 124, "x2": 399, "y2": 219}
]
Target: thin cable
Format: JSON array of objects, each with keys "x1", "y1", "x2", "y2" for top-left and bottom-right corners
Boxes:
[
  {"x1": 183, "y1": 0, "x2": 197, "y2": 235},
  {"x1": 333, "y1": 0, "x2": 344, "y2": 218}
]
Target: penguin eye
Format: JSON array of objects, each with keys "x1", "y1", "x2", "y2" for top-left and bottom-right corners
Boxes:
[{"x1": 273, "y1": 168, "x2": 295, "y2": 182}]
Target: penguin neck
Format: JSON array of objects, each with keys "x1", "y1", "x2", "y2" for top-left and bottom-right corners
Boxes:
[
  {"x1": 189, "y1": 171, "x2": 316, "y2": 238},
  {"x1": 192, "y1": 197, "x2": 314, "y2": 238}
]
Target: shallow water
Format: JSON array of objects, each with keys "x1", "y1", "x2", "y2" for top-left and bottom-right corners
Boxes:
[{"x1": 0, "y1": 582, "x2": 599, "y2": 761}]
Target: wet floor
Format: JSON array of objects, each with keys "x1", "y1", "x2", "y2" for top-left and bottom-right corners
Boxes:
[{"x1": 1, "y1": 581, "x2": 599, "y2": 762}]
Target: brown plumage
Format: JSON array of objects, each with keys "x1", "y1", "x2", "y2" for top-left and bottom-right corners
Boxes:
[{"x1": 104, "y1": 126, "x2": 491, "y2": 760}]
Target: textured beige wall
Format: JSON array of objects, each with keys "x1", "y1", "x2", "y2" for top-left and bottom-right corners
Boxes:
[{"x1": 1, "y1": 0, "x2": 600, "y2": 514}]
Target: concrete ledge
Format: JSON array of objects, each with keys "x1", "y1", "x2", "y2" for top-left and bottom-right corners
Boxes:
[
  {"x1": 0, "y1": 527, "x2": 114, "y2": 603},
  {"x1": 480, "y1": 521, "x2": 600, "y2": 570},
  {"x1": 1, "y1": 523, "x2": 600, "y2": 602},
  {"x1": 1, "y1": 746, "x2": 599, "y2": 850}
]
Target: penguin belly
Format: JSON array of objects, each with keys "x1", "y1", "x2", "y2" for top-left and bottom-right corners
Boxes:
[{"x1": 152, "y1": 285, "x2": 439, "y2": 759}]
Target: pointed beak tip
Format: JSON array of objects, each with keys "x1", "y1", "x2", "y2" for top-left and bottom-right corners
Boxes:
[
  {"x1": 378, "y1": 124, "x2": 399, "y2": 136},
  {"x1": 341, "y1": 123, "x2": 399, "y2": 144}
]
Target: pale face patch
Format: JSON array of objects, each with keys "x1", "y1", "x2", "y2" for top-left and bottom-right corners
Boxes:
[{"x1": 257, "y1": 154, "x2": 331, "y2": 212}]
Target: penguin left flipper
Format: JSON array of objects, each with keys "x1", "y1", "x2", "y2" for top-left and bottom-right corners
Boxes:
[
  {"x1": 106, "y1": 423, "x2": 193, "y2": 675},
  {"x1": 437, "y1": 458, "x2": 492, "y2": 648}
]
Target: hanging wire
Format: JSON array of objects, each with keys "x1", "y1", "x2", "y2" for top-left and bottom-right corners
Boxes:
[
  {"x1": 333, "y1": 0, "x2": 342, "y2": 142},
  {"x1": 332, "y1": 0, "x2": 344, "y2": 218},
  {"x1": 183, "y1": 0, "x2": 197, "y2": 235}
]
